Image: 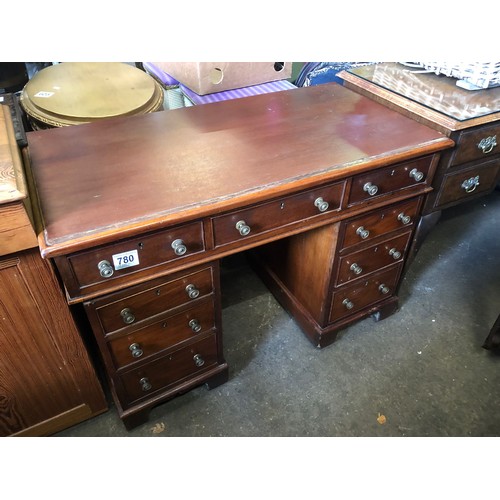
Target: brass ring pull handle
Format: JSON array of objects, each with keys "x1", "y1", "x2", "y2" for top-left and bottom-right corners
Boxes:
[
  {"x1": 140, "y1": 377, "x2": 152, "y2": 391},
  {"x1": 314, "y1": 197, "x2": 329, "y2": 212},
  {"x1": 356, "y1": 226, "x2": 370, "y2": 239},
  {"x1": 389, "y1": 248, "x2": 401, "y2": 260},
  {"x1": 120, "y1": 307, "x2": 136, "y2": 325},
  {"x1": 193, "y1": 354, "x2": 205, "y2": 367},
  {"x1": 398, "y1": 212, "x2": 411, "y2": 224},
  {"x1": 98, "y1": 260, "x2": 114, "y2": 278},
  {"x1": 477, "y1": 135, "x2": 497, "y2": 154},
  {"x1": 409, "y1": 168, "x2": 424, "y2": 182},
  {"x1": 171, "y1": 239, "x2": 187, "y2": 256},
  {"x1": 378, "y1": 284, "x2": 390, "y2": 295},
  {"x1": 342, "y1": 298, "x2": 354, "y2": 310},
  {"x1": 189, "y1": 319, "x2": 202, "y2": 333},
  {"x1": 236, "y1": 220, "x2": 251, "y2": 236},
  {"x1": 129, "y1": 343, "x2": 143, "y2": 358},
  {"x1": 185, "y1": 284, "x2": 200, "y2": 299},
  {"x1": 363, "y1": 182, "x2": 379, "y2": 196},
  {"x1": 461, "y1": 175, "x2": 480, "y2": 193},
  {"x1": 350, "y1": 263, "x2": 363, "y2": 275}
]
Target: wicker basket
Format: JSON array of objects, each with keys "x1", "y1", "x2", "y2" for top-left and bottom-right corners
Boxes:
[{"x1": 403, "y1": 62, "x2": 500, "y2": 90}]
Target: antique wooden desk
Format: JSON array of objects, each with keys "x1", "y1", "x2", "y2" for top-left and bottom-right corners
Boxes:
[
  {"x1": 339, "y1": 63, "x2": 500, "y2": 240},
  {"x1": 26, "y1": 83, "x2": 453, "y2": 429}
]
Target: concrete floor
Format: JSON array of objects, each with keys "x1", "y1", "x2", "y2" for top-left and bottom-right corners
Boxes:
[{"x1": 56, "y1": 189, "x2": 500, "y2": 437}]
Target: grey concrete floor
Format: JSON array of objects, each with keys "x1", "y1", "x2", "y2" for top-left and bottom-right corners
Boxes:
[{"x1": 56, "y1": 189, "x2": 500, "y2": 437}]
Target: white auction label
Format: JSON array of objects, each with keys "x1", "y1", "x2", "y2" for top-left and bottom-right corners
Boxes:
[
  {"x1": 112, "y1": 249, "x2": 139, "y2": 270},
  {"x1": 34, "y1": 91, "x2": 55, "y2": 98}
]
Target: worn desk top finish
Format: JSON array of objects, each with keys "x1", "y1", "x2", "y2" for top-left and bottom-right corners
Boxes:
[{"x1": 27, "y1": 83, "x2": 453, "y2": 258}]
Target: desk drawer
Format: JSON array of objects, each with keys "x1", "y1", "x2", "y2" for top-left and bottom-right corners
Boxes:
[
  {"x1": 212, "y1": 181, "x2": 345, "y2": 247},
  {"x1": 436, "y1": 158, "x2": 500, "y2": 208},
  {"x1": 329, "y1": 266, "x2": 401, "y2": 323},
  {"x1": 87, "y1": 267, "x2": 214, "y2": 335},
  {"x1": 451, "y1": 123, "x2": 500, "y2": 166},
  {"x1": 348, "y1": 156, "x2": 432, "y2": 206},
  {"x1": 336, "y1": 231, "x2": 411, "y2": 286},
  {"x1": 108, "y1": 298, "x2": 216, "y2": 369},
  {"x1": 340, "y1": 198, "x2": 420, "y2": 250},
  {"x1": 67, "y1": 221, "x2": 205, "y2": 290},
  {"x1": 118, "y1": 333, "x2": 218, "y2": 405}
]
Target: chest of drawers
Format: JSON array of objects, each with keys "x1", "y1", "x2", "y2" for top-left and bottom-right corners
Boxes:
[{"x1": 26, "y1": 83, "x2": 453, "y2": 429}]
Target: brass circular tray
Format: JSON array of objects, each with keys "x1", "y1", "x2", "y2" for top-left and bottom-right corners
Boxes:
[{"x1": 21, "y1": 62, "x2": 164, "y2": 128}]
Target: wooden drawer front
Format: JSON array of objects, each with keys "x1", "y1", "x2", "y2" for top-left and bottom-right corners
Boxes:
[
  {"x1": 108, "y1": 298, "x2": 216, "y2": 369},
  {"x1": 212, "y1": 182, "x2": 345, "y2": 247},
  {"x1": 341, "y1": 198, "x2": 420, "y2": 250},
  {"x1": 436, "y1": 159, "x2": 500, "y2": 208},
  {"x1": 67, "y1": 221, "x2": 205, "y2": 289},
  {"x1": 451, "y1": 123, "x2": 500, "y2": 166},
  {"x1": 92, "y1": 268, "x2": 214, "y2": 334},
  {"x1": 118, "y1": 334, "x2": 218, "y2": 404},
  {"x1": 329, "y1": 266, "x2": 401, "y2": 323},
  {"x1": 348, "y1": 156, "x2": 432, "y2": 206},
  {"x1": 336, "y1": 231, "x2": 411, "y2": 286}
]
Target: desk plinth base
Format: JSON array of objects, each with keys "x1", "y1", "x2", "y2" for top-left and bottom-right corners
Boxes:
[{"x1": 114, "y1": 363, "x2": 229, "y2": 431}]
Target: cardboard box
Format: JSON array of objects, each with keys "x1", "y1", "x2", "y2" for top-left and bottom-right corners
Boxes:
[{"x1": 151, "y1": 62, "x2": 292, "y2": 95}]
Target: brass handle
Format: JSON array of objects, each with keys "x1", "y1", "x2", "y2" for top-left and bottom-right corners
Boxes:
[
  {"x1": 97, "y1": 260, "x2": 114, "y2": 278},
  {"x1": 236, "y1": 220, "x2": 251, "y2": 236},
  {"x1": 350, "y1": 263, "x2": 363, "y2": 275},
  {"x1": 461, "y1": 175, "x2": 480, "y2": 193},
  {"x1": 185, "y1": 284, "x2": 200, "y2": 299},
  {"x1": 389, "y1": 248, "x2": 401, "y2": 260},
  {"x1": 409, "y1": 168, "x2": 424, "y2": 182},
  {"x1": 171, "y1": 239, "x2": 187, "y2": 256},
  {"x1": 120, "y1": 308, "x2": 136, "y2": 325},
  {"x1": 378, "y1": 284, "x2": 390, "y2": 295},
  {"x1": 314, "y1": 197, "x2": 329, "y2": 212},
  {"x1": 129, "y1": 343, "x2": 143, "y2": 358},
  {"x1": 193, "y1": 354, "x2": 205, "y2": 367},
  {"x1": 398, "y1": 212, "x2": 411, "y2": 224},
  {"x1": 356, "y1": 226, "x2": 370, "y2": 239},
  {"x1": 363, "y1": 182, "x2": 379, "y2": 196},
  {"x1": 140, "y1": 377, "x2": 152, "y2": 391},
  {"x1": 477, "y1": 135, "x2": 497, "y2": 154},
  {"x1": 189, "y1": 319, "x2": 202, "y2": 333},
  {"x1": 342, "y1": 298, "x2": 354, "y2": 310}
]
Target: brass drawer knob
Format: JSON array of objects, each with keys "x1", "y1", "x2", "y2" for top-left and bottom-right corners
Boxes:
[
  {"x1": 140, "y1": 377, "x2": 152, "y2": 391},
  {"x1": 350, "y1": 263, "x2": 363, "y2": 275},
  {"x1": 461, "y1": 175, "x2": 480, "y2": 193},
  {"x1": 379, "y1": 284, "x2": 390, "y2": 295},
  {"x1": 235, "y1": 220, "x2": 251, "y2": 236},
  {"x1": 120, "y1": 307, "x2": 136, "y2": 325},
  {"x1": 129, "y1": 343, "x2": 143, "y2": 358},
  {"x1": 97, "y1": 260, "x2": 114, "y2": 278},
  {"x1": 193, "y1": 354, "x2": 205, "y2": 367},
  {"x1": 356, "y1": 226, "x2": 370, "y2": 239},
  {"x1": 409, "y1": 168, "x2": 424, "y2": 182},
  {"x1": 389, "y1": 248, "x2": 401, "y2": 260},
  {"x1": 363, "y1": 182, "x2": 379, "y2": 196},
  {"x1": 185, "y1": 284, "x2": 200, "y2": 299},
  {"x1": 477, "y1": 135, "x2": 497, "y2": 154},
  {"x1": 189, "y1": 319, "x2": 202, "y2": 333},
  {"x1": 398, "y1": 212, "x2": 411, "y2": 224},
  {"x1": 314, "y1": 197, "x2": 329, "y2": 212},
  {"x1": 171, "y1": 239, "x2": 187, "y2": 256},
  {"x1": 342, "y1": 298, "x2": 354, "y2": 310}
]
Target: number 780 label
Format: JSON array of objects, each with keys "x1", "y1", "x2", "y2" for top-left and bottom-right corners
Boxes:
[{"x1": 112, "y1": 249, "x2": 139, "y2": 270}]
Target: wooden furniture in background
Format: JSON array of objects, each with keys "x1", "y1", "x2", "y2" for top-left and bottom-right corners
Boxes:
[
  {"x1": 0, "y1": 102, "x2": 107, "y2": 436},
  {"x1": 26, "y1": 84, "x2": 453, "y2": 428}
]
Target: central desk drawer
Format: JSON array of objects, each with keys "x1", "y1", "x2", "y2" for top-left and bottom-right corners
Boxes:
[
  {"x1": 87, "y1": 267, "x2": 214, "y2": 335},
  {"x1": 212, "y1": 181, "x2": 345, "y2": 247},
  {"x1": 107, "y1": 298, "x2": 216, "y2": 369},
  {"x1": 451, "y1": 123, "x2": 500, "y2": 166},
  {"x1": 348, "y1": 156, "x2": 432, "y2": 206},
  {"x1": 66, "y1": 221, "x2": 205, "y2": 290}
]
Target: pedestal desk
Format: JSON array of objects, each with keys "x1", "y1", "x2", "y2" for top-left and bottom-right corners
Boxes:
[
  {"x1": 26, "y1": 83, "x2": 453, "y2": 429},
  {"x1": 339, "y1": 63, "x2": 500, "y2": 243}
]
